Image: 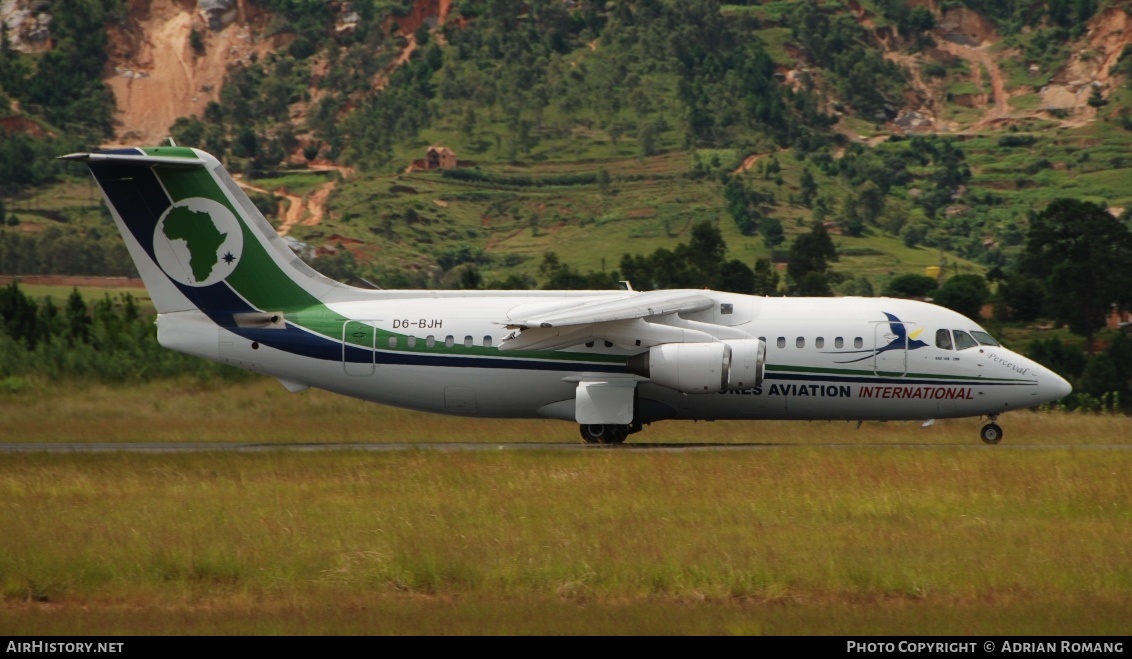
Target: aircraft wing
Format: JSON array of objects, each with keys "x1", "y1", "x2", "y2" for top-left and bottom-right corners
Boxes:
[
  {"x1": 499, "y1": 290, "x2": 720, "y2": 352},
  {"x1": 504, "y1": 290, "x2": 713, "y2": 329}
]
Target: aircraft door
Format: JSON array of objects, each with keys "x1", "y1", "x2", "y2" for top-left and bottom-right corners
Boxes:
[
  {"x1": 873, "y1": 321, "x2": 908, "y2": 377},
  {"x1": 342, "y1": 320, "x2": 377, "y2": 376}
]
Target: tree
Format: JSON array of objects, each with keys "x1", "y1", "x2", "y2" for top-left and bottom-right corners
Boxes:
[
  {"x1": 169, "y1": 116, "x2": 205, "y2": 148},
  {"x1": 786, "y1": 222, "x2": 838, "y2": 296},
  {"x1": 1018, "y1": 199, "x2": 1132, "y2": 352},
  {"x1": 723, "y1": 177, "x2": 756, "y2": 235},
  {"x1": 934, "y1": 274, "x2": 990, "y2": 320},
  {"x1": 760, "y1": 215, "x2": 785, "y2": 248},
  {"x1": 617, "y1": 221, "x2": 742, "y2": 290},
  {"x1": 719, "y1": 260, "x2": 755, "y2": 294},
  {"x1": 995, "y1": 275, "x2": 1044, "y2": 323},
  {"x1": 836, "y1": 273, "x2": 875, "y2": 296},
  {"x1": 1087, "y1": 85, "x2": 1107, "y2": 109},
  {"x1": 596, "y1": 167, "x2": 611, "y2": 194},
  {"x1": 65, "y1": 288, "x2": 91, "y2": 343},
  {"x1": 1028, "y1": 336, "x2": 1086, "y2": 382},
  {"x1": 799, "y1": 168, "x2": 817, "y2": 207},
  {"x1": 0, "y1": 282, "x2": 39, "y2": 348},
  {"x1": 683, "y1": 220, "x2": 726, "y2": 278},
  {"x1": 189, "y1": 29, "x2": 205, "y2": 56},
  {"x1": 854, "y1": 180, "x2": 885, "y2": 225},
  {"x1": 538, "y1": 252, "x2": 619, "y2": 290},
  {"x1": 752, "y1": 258, "x2": 780, "y2": 296},
  {"x1": 900, "y1": 223, "x2": 926, "y2": 248}
]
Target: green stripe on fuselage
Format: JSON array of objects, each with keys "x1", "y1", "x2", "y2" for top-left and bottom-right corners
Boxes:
[{"x1": 290, "y1": 308, "x2": 626, "y2": 364}]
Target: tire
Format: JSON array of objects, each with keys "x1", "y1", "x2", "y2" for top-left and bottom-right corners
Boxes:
[
  {"x1": 980, "y1": 423, "x2": 1003, "y2": 445},
  {"x1": 579, "y1": 424, "x2": 628, "y2": 445}
]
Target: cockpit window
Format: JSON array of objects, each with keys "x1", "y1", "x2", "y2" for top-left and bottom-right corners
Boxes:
[
  {"x1": 953, "y1": 330, "x2": 979, "y2": 350},
  {"x1": 935, "y1": 329, "x2": 953, "y2": 350},
  {"x1": 971, "y1": 331, "x2": 1001, "y2": 347}
]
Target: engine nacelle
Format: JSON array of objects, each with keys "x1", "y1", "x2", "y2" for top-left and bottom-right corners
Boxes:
[
  {"x1": 626, "y1": 339, "x2": 765, "y2": 394},
  {"x1": 724, "y1": 338, "x2": 765, "y2": 390}
]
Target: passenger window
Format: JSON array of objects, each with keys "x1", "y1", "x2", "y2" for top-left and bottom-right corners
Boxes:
[
  {"x1": 953, "y1": 330, "x2": 979, "y2": 350},
  {"x1": 426, "y1": 335, "x2": 435, "y2": 348},
  {"x1": 835, "y1": 337, "x2": 844, "y2": 349},
  {"x1": 483, "y1": 336, "x2": 492, "y2": 347},
  {"x1": 720, "y1": 303, "x2": 733, "y2": 315},
  {"x1": 815, "y1": 337, "x2": 824, "y2": 349},
  {"x1": 388, "y1": 336, "x2": 397, "y2": 348},
  {"x1": 777, "y1": 337, "x2": 786, "y2": 349},
  {"x1": 854, "y1": 337, "x2": 863, "y2": 349},
  {"x1": 935, "y1": 329, "x2": 953, "y2": 350},
  {"x1": 445, "y1": 335, "x2": 455, "y2": 348},
  {"x1": 796, "y1": 337, "x2": 805, "y2": 348},
  {"x1": 759, "y1": 337, "x2": 766, "y2": 344},
  {"x1": 464, "y1": 335, "x2": 474, "y2": 347},
  {"x1": 971, "y1": 331, "x2": 1001, "y2": 347},
  {"x1": 408, "y1": 336, "x2": 417, "y2": 348}
]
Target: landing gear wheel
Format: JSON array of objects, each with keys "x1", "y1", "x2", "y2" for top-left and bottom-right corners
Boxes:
[
  {"x1": 579, "y1": 424, "x2": 628, "y2": 445},
  {"x1": 980, "y1": 423, "x2": 1003, "y2": 445}
]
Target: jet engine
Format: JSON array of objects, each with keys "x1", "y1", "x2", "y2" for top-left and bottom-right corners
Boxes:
[{"x1": 626, "y1": 339, "x2": 765, "y2": 394}]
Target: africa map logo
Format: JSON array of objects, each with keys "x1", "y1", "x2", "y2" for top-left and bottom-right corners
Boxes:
[{"x1": 153, "y1": 198, "x2": 244, "y2": 287}]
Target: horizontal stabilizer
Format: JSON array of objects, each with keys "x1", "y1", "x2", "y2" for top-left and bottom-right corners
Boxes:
[{"x1": 58, "y1": 152, "x2": 206, "y2": 168}]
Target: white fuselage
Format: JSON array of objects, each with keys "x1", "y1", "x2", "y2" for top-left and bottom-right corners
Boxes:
[{"x1": 158, "y1": 291, "x2": 1069, "y2": 425}]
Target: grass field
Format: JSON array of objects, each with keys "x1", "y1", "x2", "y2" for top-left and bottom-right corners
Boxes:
[
  {"x1": 2, "y1": 376, "x2": 1129, "y2": 446},
  {"x1": 0, "y1": 380, "x2": 1129, "y2": 634}
]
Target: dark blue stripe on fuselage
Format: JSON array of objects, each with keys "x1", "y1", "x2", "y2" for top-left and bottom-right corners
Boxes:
[{"x1": 766, "y1": 370, "x2": 1035, "y2": 387}]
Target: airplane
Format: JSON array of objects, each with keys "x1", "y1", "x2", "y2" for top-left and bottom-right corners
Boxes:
[{"x1": 60, "y1": 146, "x2": 1072, "y2": 445}]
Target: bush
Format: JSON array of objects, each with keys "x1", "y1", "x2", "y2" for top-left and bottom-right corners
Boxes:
[
  {"x1": 885, "y1": 273, "x2": 938, "y2": 298},
  {"x1": 0, "y1": 284, "x2": 250, "y2": 383},
  {"x1": 996, "y1": 134, "x2": 1036, "y2": 148}
]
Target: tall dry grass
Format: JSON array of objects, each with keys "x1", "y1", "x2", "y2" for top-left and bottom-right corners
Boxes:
[
  {"x1": 0, "y1": 445, "x2": 1128, "y2": 634},
  {"x1": 2, "y1": 377, "x2": 1130, "y2": 445},
  {"x1": 2, "y1": 379, "x2": 1129, "y2": 633}
]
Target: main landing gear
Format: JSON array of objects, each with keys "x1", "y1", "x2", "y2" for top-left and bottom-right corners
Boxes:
[
  {"x1": 980, "y1": 415, "x2": 1003, "y2": 445},
  {"x1": 579, "y1": 422, "x2": 641, "y2": 445}
]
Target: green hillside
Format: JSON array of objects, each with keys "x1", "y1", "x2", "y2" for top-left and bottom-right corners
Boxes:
[
  {"x1": 1, "y1": 0, "x2": 1130, "y2": 294},
  {"x1": 1, "y1": 0, "x2": 1131, "y2": 411}
]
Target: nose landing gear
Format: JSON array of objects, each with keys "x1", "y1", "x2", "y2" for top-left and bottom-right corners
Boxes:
[{"x1": 980, "y1": 415, "x2": 1003, "y2": 445}]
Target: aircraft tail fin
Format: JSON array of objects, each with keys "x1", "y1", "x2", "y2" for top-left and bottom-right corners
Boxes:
[{"x1": 60, "y1": 147, "x2": 346, "y2": 318}]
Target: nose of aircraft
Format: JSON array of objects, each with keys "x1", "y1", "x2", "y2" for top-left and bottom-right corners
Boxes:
[{"x1": 1038, "y1": 367, "x2": 1073, "y2": 404}]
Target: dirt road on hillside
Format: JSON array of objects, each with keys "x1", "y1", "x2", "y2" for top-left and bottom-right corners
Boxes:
[
  {"x1": 236, "y1": 164, "x2": 352, "y2": 237},
  {"x1": 937, "y1": 40, "x2": 1011, "y2": 130}
]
